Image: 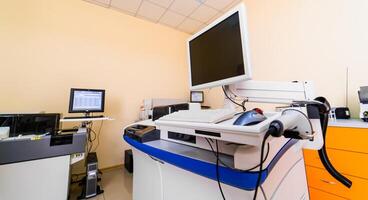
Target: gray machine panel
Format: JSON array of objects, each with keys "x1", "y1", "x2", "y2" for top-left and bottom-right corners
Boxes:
[{"x1": 0, "y1": 133, "x2": 87, "y2": 165}]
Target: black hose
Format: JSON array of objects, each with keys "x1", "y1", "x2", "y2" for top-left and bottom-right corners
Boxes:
[{"x1": 315, "y1": 97, "x2": 352, "y2": 188}]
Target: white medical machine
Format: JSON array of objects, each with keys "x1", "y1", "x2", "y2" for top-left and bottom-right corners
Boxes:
[
  {"x1": 0, "y1": 113, "x2": 86, "y2": 200},
  {"x1": 123, "y1": 3, "x2": 351, "y2": 200}
]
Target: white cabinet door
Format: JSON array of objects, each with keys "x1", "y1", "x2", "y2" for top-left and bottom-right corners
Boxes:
[
  {"x1": 0, "y1": 156, "x2": 70, "y2": 200},
  {"x1": 132, "y1": 148, "x2": 163, "y2": 200}
]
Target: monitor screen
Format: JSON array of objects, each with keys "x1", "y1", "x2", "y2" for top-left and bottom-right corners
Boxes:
[
  {"x1": 188, "y1": 5, "x2": 251, "y2": 90},
  {"x1": 69, "y1": 89, "x2": 105, "y2": 113},
  {"x1": 0, "y1": 113, "x2": 60, "y2": 137},
  {"x1": 15, "y1": 114, "x2": 60, "y2": 136},
  {"x1": 190, "y1": 91, "x2": 204, "y2": 103}
]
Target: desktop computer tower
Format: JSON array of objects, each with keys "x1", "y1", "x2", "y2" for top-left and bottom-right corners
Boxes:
[{"x1": 85, "y1": 152, "x2": 102, "y2": 198}]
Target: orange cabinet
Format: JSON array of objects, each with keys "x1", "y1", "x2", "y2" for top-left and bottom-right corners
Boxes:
[
  {"x1": 306, "y1": 166, "x2": 368, "y2": 199},
  {"x1": 309, "y1": 187, "x2": 347, "y2": 200},
  {"x1": 304, "y1": 125, "x2": 368, "y2": 200},
  {"x1": 325, "y1": 127, "x2": 368, "y2": 153},
  {"x1": 304, "y1": 149, "x2": 368, "y2": 179}
]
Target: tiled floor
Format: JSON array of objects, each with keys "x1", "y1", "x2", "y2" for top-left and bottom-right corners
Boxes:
[{"x1": 69, "y1": 167, "x2": 133, "y2": 200}]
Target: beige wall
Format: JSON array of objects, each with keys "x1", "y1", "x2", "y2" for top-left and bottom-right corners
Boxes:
[
  {"x1": 0, "y1": 0, "x2": 189, "y2": 168},
  {"x1": 2, "y1": 0, "x2": 368, "y2": 167},
  {"x1": 206, "y1": 0, "x2": 368, "y2": 117}
]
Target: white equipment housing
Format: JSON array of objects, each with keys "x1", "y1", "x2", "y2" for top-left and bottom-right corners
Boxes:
[
  {"x1": 226, "y1": 80, "x2": 323, "y2": 150},
  {"x1": 230, "y1": 80, "x2": 315, "y2": 104},
  {"x1": 126, "y1": 79, "x2": 326, "y2": 200}
]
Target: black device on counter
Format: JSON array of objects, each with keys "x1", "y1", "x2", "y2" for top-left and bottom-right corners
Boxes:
[
  {"x1": 0, "y1": 113, "x2": 60, "y2": 137},
  {"x1": 331, "y1": 107, "x2": 351, "y2": 119},
  {"x1": 68, "y1": 88, "x2": 105, "y2": 114},
  {"x1": 124, "y1": 149, "x2": 133, "y2": 173},
  {"x1": 152, "y1": 103, "x2": 189, "y2": 121},
  {"x1": 124, "y1": 124, "x2": 159, "y2": 143}
]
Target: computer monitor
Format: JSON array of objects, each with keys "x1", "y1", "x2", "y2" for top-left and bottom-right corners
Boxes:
[
  {"x1": 187, "y1": 3, "x2": 252, "y2": 90},
  {"x1": 69, "y1": 88, "x2": 105, "y2": 113},
  {"x1": 190, "y1": 91, "x2": 204, "y2": 103},
  {"x1": 0, "y1": 113, "x2": 60, "y2": 137}
]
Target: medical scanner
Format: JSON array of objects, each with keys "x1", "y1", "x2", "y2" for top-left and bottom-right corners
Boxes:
[{"x1": 123, "y1": 3, "x2": 351, "y2": 200}]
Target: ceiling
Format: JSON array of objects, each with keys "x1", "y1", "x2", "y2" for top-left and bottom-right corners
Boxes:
[{"x1": 84, "y1": 0, "x2": 241, "y2": 34}]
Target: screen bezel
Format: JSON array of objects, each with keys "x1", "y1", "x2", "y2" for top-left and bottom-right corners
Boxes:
[
  {"x1": 68, "y1": 88, "x2": 105, "y2": 113},
  {"x1": 187, "y1": 3, "x2": 252, "y2": 91}
]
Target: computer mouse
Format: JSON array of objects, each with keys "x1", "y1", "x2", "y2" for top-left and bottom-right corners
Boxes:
[{"x1": 233, "y1": 108, "x2": 267, "y2": 126}]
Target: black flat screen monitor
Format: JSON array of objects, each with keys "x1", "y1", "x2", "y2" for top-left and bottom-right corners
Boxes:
[
  {"x1": 0, "y1": 113, "x2": 60, "y2": 137},
  {"x1": 69, "y1": 88, "x2": 105, "y2": 113},
  {"x1": 188, "y1": 5, "x2": 251, "y2": 90}
]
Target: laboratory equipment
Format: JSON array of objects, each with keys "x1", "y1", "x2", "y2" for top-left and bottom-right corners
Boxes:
[{"x1": 123, "y1": 3, "x2": 351, "y2": 200}]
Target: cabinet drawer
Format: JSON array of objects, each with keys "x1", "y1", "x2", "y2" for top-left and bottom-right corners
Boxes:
[
  {"x1": 306, "y1": 166, "x2": 368, "y2": 199},
  {"x1": 304, "y1": 149, "x2": 368, "y2": 179},
  {"x1": 326, "y1": 127, "x2": 368, "y2": 153},
  {"x1": 309, "y1": 188, "x2": 347, "y2": 200}
]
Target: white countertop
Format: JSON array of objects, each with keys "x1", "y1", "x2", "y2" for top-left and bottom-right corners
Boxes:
[
  {"x1": 130, "y1": 119, "x2": 368, "y2": 130},
  {"x1": 60, "y1": 117, "x2": 113, "y2": 122},
  {"x1": 328, "y1": 119, "x2": 368, "y2": 129}
]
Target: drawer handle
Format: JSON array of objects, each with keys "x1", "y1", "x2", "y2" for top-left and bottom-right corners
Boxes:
[{"x1": 320, "y1": 179, "x2": 337, "y2": 185}]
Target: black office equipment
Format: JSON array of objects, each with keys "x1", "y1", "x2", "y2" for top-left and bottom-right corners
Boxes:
[
  {"x1": 124, "y1": 149, "x2": 133, "y2": 173},
  {"x1": 124, "y1": 125, "x2": 159, "y2": 143},
  {"x1": 69, "y1": 88, "x2": 105, "y2": 114},
  {"x1": 79, "y1": 152, "x2": 104, "y2": 199},
  {"x1": 332, "y1": 107, "x2": 351, "y2": 119},
  {"x1": 0, "y1": 113, "x2": 60, "y2": 137}
]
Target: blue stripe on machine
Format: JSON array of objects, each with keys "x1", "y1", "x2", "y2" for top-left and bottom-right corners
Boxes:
[{"x1": 123, "y1": 135, "x2": 297, "y2": 191}]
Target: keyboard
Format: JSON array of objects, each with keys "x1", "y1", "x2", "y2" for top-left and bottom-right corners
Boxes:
[
  {"x1": 63, "y1": 115, "x2": 104, "y2": 119},
  {"x1": 159, "y1": 109, "x2": 236, "y2": 123}
]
